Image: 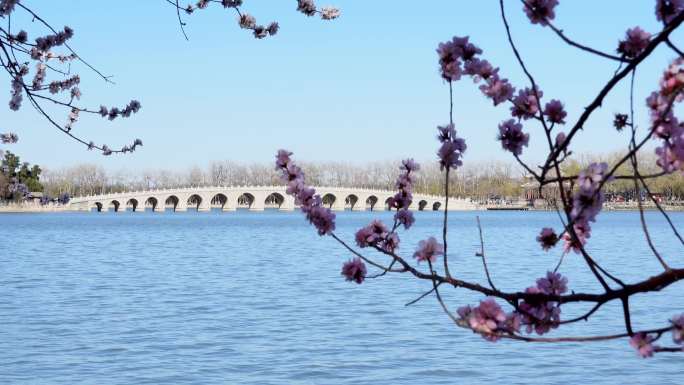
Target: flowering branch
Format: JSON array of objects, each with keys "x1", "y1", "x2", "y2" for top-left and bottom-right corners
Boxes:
[
  {"x1": 0, "y1": 0, "x2": 142, "y2": 155},
  {"x1": 165, "y1": 0, "x2": 339, "y2": 40},
  {"x1": 273, "y1": 0, "x2": 684, "y2": 358}
]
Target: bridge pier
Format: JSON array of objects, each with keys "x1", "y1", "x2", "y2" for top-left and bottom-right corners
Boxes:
[
  {"x1": 331, "y1": 201, "x2": 346, "y2": 212},
  {"x1": 249, "y1": 202, "x2": 265, "y2": 211},
  {"x1": 198, "y1": 202, "x2": 211, "y2": 212}
]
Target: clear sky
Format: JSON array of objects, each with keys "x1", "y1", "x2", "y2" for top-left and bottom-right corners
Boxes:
[{"x1": 2, "y1": 1, "x2": 682, "y2": 171}]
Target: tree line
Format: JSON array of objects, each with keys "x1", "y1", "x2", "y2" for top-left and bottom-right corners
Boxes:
[{"x1": 39, "y1": 152, "x2": 684, "y2": 201}]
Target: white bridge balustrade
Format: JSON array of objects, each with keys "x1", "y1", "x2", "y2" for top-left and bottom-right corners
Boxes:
[{"x1": 68, "y1": 186, "x2": 479, "y2": 213}]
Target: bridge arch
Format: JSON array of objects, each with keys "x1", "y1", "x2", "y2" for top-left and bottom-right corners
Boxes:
[
  {"x1": 211, "y1": 193, "x2": 228, "y2": 210},
  {"x1": 366, "y1": 195, "x2": 378, "y2": 211},
  {"x1": 93, "y1": 202, "x2": 103, "y2": 212},
  {"x1": 109, "y1": 200, "x2": 121, "y2": 212},
  {"x1": 265, "y1": 192, "x2": 285, "y2": 209},
  {"x1": 237, "y1": 192, "x2": 255, "y2": 209},
  {"x1": 164, "y1": 195, "x2": 179, "y2": 211},
  {"x1": 145, "y1": 197, "x2": 159, "y2": 211},
  {"x1": 187, "y1": 194, "x2": 202, "y2": 211},
  {"x1": 432, "y1": 201, "x2": 442, "y2": 211},
  {"x1": 418, "y1": 200, "x2": 428, "y2": 211},
  {"x1": 344, "y1": 194, "x2": 358, "y2": 210},
  {"x1": 322, "y1": 193, "x2": 337, "y2": 209},
  {"x1": 126, "y1": 198, "x2": 140, "y2": 212}
]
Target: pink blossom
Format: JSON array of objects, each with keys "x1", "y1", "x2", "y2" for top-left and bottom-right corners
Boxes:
[
  {"x1": 436, "y1": 124, "x2": 467, "y2": 170},
  {"x1": 617, "y1": 27, "x2": 651, "y2": 58},
  {"x1": 238, "y1": 13, "x2": 256, "y2": 29},
  {"x1": 467, "y1": 299, "x2": 507, "y2": 339},
  {"x1": 305, "y1": 205, "x2": 336, "y2": 235},
  {"x1": 355, "y1": 220, "x2": 389, "y2": 248},
  {"x1": 511, "y1": 87, "x2": 543, "y2": 120},
  {"x1": 297, "y1": 0, "x2": 316, "y2": 16},
  {"x1": 613, "y1": 113, "x2": 629, "y2": 131},
  {"x1": 275, "y1": 149, "x2": 292, "y2": 169},
  {"x1": 577, "y1": 162, "x2": 609, "y2": 192},
  {"x1": 571, "y1": 163, "x2": 610, "y2": 225},
  {"x1": 543, "y1": 99, "x2": 566, "y2": 124},
  {"x1": 413, "y1": 237, "x2": 444, "y2": 263},
  {"x1": 672, "y1": 314, "x2": 684, "y2": 344},
  {"x1": 221, "y1": 0, "x2": 242, "y2": 8},
  {"x1": 0, "y1": 0, "x2": 17, "y2": 16},
  {"x1": 655, "y1": 0, "x2": 684, "y2": 24},
  {"x1": 518, "y1": 287, "x2": 561, "y2": 335},
  {"x1": 479, "y1": 75, "x2": 515, "y2": 106},
  {"x1": 341, "y1": 257, "x2": 366, "y2": 284},
  {"x1": 383, "y1": 233, "x2": 400, "y2": 253},
  {"x1": 629, "y1": 333, "x2": 656, "y2": 358},
  {"x1": 536, "y1": 271, "x2": 568, "y2": 296},
  {"x1": 536, "y1": 228, "x2": 558, "y2": 251},
  {"x1": 437, "y1": 36, "x2": 482, "y2": 81},
  {"x1": 267, "y1": 22, "x2": 279, "y2": 36},
  {"x1": 659, "y1": 58, "x2": 684, "y2": 97},
  {"x1": 497, "y1": 119, "x2": 529, "y2": 156},
  {"x1": 463, "y1": 58, "x2": 498, "y2": 81},
  {"x1": 523, "y1": 0, "x2": 559, "y2": 26},
  {"x1": 562, "y1": 222, "x2": 591, "y2": 254},
  {"x1": 320, "y1": 6, "x2": 340, "y2": 20},
  {"x1": 394, "y1": 209, "x2": 414, "y2": 229}
]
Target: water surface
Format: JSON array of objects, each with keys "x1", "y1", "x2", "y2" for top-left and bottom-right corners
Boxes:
[{"x1": 1, "y1": 210, "x2": 683, "y2": 384}]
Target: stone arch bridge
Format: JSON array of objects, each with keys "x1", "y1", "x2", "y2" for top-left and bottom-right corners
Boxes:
[{"x1": 68, "y1": 186, "x2": 478, "y2": 212}]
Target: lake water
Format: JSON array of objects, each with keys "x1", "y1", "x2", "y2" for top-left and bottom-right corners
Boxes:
[{"x1": 1, "y1": 210, "x2": 683, "y2": 384}]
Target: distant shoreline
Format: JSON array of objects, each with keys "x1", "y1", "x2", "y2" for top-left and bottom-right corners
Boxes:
[{"x1": 2, "y1": 204, "x2": 684, "y2": 213}]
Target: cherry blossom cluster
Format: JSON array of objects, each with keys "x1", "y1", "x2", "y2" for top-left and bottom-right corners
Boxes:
[
  {"x1": 275, "y1": 149, "x2": 336, "y2": 236},
  {"x1": 628, "y1": 313, "x2": 684, "y2": 357},
  {"x1": 437, "y1": 124, "x2": 467, "y2": 170},
  {"x1": 413, "y1": 237, "x2": 444, "y2": 264},
  {"x1": 536, "y1": 228, "x2": 559, "y2": 251},
  {"x1": 522, "y1": 0, "x2": 559, "y2": 25},
  {"x1": 388, "y1": 159, "x2": 419, "y2": 228},
  {"x1": 656, "y1": 0, "x2": 684, "y2": 24},
  {"x1": 175, "y1": 0, "x2": 338, "y2": 40},
  {"x1": 355, "y1": 220, "x2": 399, "y2": 254},
  {"x1": 457, "y1": 272, "x2": 567, "y2": 340},
  {"x1": 617, "y1": 27, "x2": 652, "y2": 58},
  {"x1": 98, "y1": 101, "x2": 142, "y2": 121},
  {"x1": 518, "y1": 272, "x2": 566, "y2": 334},
  {"x1": 341, "y1": 257, "x2": 366, "y2": 284},
  {"x1": 297, "y1": 0, "x2": 341, "y2": 20},
  {"x1": 497, "y1": 120, "x2": 528, "y2": 156},
  {"x1": 457, "y1": 299, "x2": 520, "y2": 342},
  {"x1": 0, "y1": 0, "x2": 17, "y2": 16},
  {"x1": 650, "y1": 59, "x2": 684, "y2": 173},
  {"x1": 437, "y1": 35, "x2": 572, "y2": 159},
  {"x1": 537, "y1": 162, "x2": 609, "y2": 254},
  {"x1": 1, "y1": 3, "x2": 142, "y2": 155}
]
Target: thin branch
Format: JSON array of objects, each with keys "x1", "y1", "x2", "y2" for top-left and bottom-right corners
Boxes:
[{"x1": 475, "y1": 216, "x2": 497, "y2": 291}]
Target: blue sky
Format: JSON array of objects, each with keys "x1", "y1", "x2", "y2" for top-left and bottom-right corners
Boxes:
[{"x1": 2, "y1": 1, "x2": 682, "y2": 171}]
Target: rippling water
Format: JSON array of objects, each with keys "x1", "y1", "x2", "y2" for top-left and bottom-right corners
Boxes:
[{"x1": 1, "y1": 210, "x2": 683, "y2": 384}]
